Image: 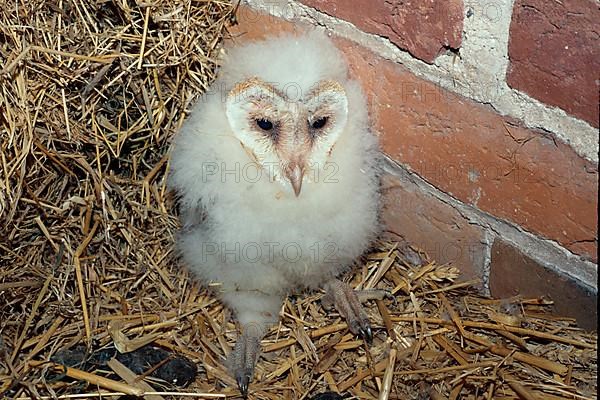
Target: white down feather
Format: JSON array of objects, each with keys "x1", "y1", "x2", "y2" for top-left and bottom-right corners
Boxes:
[{"x1": 169, "y1": 30, "x2": 381, "y2": 328}]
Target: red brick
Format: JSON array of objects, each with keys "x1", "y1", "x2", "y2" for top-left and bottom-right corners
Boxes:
[
  {"x1": 230, "y1": 8, "x2": 599, "y2": 261},
  {"x1": 382, "y1": 174, "x2": 487, "y2": 282},
  {"x1": 507, "y1": 0, "x2": 600, "y2": 127},
  {"x1": 299, "y1": 0, "x2": 463, "y2": 63},
  {"x1": 356, "y1": 53, "x2": 599, "y2": 261},
  {"x1": 490, "y1": 239, "x2": 597, "y2": 331}
]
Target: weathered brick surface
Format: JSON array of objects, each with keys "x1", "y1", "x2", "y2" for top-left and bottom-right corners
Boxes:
[
  {"x1": 364, "y1": 56, "x2": 599, "y2": 261},
  {"x1": 382, "y1": 174, "x2": 487, "y2": 282},
  {"x1": 231, "y1": 8, "x2": 599, "y2": 262},
  {"x1": 490, "y1": 239, "x2": 598, "y2": 331},
  {"x1": 507, "y1": 0, "x2": 600, "y2": 127},
  {"x1": 299, "y1": 0, "x2": 463, "y2": 63}
]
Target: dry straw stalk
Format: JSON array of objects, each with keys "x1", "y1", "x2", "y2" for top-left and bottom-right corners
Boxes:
[{"x1": 0, "y1": 1, "x2": 597, "y2": 399}]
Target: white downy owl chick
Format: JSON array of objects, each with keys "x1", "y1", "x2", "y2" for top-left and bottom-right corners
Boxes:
[{"x1": 169, "y1": 30, "x2": 387, "y2": 397}]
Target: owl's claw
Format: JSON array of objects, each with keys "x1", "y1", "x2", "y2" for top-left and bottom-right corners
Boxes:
[
  {"x1": 323, "y1": 279, "x2": 387, "y2": 344},
  {"x1": 360, "y1": 325, "x2": 373, "y2": 344},
  {"x1": 348, "y1": 312, "x2": 372, "y2": 344},
  {"x1": 236, "y1": 375, "x2": 249, "y2": 399},
  {"x1": 228, "y1": 328, "x2": 263, "y2": 399}
]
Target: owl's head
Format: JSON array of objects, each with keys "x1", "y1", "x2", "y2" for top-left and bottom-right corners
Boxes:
[{"x1": 217, "y1": 30, "x2": 362, "y2": 197}]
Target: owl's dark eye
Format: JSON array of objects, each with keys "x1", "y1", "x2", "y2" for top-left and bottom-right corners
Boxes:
[
  {"x1": 311, "y1": 117, "x2": 328, "y2": 130},
  {"x1": 256, "y1": 118, "x2": 273, "y2": 131}
]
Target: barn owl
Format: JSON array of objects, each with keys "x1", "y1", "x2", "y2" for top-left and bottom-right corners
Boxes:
[{"x1": 169, "y1": 30, "x2": 386, "y2": 397}]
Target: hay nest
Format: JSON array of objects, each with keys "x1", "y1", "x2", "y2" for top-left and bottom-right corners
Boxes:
[{"x1": 0, "y1": 1, "x2": 597, "y2": 399}]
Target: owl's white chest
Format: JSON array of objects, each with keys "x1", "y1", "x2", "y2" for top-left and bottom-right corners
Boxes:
[{"x1": 190, "y1": 166, "x2": 378, "y2": 294}]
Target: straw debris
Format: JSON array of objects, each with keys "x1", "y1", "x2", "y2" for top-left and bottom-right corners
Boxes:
[{"x1": 0, "y1": 1, "x2": 597, "y2": 399}]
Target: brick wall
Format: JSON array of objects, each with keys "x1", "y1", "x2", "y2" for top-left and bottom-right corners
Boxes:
[
  {"x1": 507, "y1": 0, "x2": 599, "y2": 127},
  {"x1": 233, "y1": 1, "x2": 598, "y2": 329}
]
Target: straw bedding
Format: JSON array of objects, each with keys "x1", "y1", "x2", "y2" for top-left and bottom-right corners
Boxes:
[{"x1": 0, "y1": 1, "x2": 597, "y2": 399}]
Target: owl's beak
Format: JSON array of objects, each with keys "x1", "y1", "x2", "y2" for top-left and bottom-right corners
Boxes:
[{"x1": 285, "y1": 163, "x2": 304, "y2": 197}]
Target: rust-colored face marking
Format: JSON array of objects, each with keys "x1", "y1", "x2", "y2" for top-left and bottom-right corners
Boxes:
[
  {"x1": 306, "y1": 80, "x2": 345, "y2": 143},
  {"x1": 227, "y1": 77, "x2": 285, "y2": 102},
  {"x1": 239, "y1": 141, "x2": 260, "y2": 165},
  {"x1": 227, "y1": 78, "x2": 346, "y2": 197},
  {"x1": 327, "y1": 142, "x2": 336, "y2": 157},
  {"x1": 307, "y1": 80, "x2": 345, "y2": 99}
]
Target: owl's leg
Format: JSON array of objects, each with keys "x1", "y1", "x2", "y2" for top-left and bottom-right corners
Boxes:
[
  {"x1": 228, "y1": 322, "x2": 267, "y2": 399},
  {"x1": 222, "y1": 291, "x2": 281, "y2": 398},
  {"x1": 322, "y1": 279, "x2": 390, "y2": 344}
]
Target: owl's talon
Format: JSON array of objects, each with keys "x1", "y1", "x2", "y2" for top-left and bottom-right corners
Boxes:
[
  {"x1": 361, "y1": 325, "x2": 373, "y2": 344},
  {"x1": 323, "y1": 279, "x2": 377, "y2": 343},
  {"x1": 236, "y1": 375, "x2": 249, "y2": 399},
  {"x1": 228, "y1": 329, "x2": 263, "y2": 399},
  {"x1": 353, "y1": 317, "x2": 372, "y2": 344}
]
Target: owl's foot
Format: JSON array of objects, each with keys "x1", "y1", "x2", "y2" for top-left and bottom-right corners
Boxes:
[
  {"x1": 322, "y1": 279, "x2": 391, "y2": 344},
  {"x1": 228, "y1": 324, "x2": 265, "y2": 399}
]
